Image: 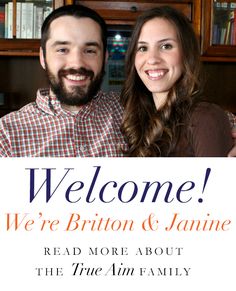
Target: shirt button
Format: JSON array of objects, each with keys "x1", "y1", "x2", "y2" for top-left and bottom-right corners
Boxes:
[{"x1": 79, "y1": 145, "x2": 86, "y2": 152}]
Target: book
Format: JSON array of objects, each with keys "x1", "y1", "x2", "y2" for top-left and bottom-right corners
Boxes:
[
  {"x1": 230, "y1": 3, "x2": 236, "y2": 10},
  {"x1": 0, "y1": 5, "x2": 5, "y2": 38},
  {"x1": 4, "y1": 3, "x2": 7, "y2": 38},
  {"x1": 33, "y1": 6, "x2": 44, "y2": 39},
  {"x1": 221, "y1": 2, "x2": 229, "y2": 10},
  {"x1": 7, "y1": 2, "x2": 13, "y2": 38},
  {"x1": 43, "y1": 6, "x2": 53, "y2": 21},
  {"x1": 225, "y1": 10, "x2": 235, "y2": 45},
  {"x1": 26, "y1": 2, "x2": 34, "y2": 39},
  {"x1": 220, "y1": 27, "x2": 226, "y2": 44},
  {"x1": 16, "y1": 2, "x2": 22, "y2": 39},
  {"x1": 234, "y1": 10, "x2": 236, "y2": 45},
  {"x1": 212, "y1": 24, "x2": 219, "y2": 45},
  {"x1": 21, "y1": 3, "x2": 27, "y2": 38},
  {"x1": 225, "y1": 16, "x2": 232, "y2": 44},
  {"x1": 21, "y1": 3, "x2": 34, "y2": 39}
]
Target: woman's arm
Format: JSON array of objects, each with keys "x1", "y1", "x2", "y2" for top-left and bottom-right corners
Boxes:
[
  {"x1": 190, "y1": 102, "x2": 234, "y2": 157},
  {"x1": 228, "y1": 125, "x2": 236, "y2": 157}
]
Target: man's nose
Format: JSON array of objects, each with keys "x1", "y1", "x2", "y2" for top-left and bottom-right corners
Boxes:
[{"x1": 67, "y1": 51, "x2": 86, "y2": 68}]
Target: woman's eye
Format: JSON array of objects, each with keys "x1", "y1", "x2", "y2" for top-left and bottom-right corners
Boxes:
[
  {"x1": 137, "y1": 46, "x2": 147, "y2": 52},
  {"x1": 160, "y1": 43, "x2": 173, "y2": 50}
]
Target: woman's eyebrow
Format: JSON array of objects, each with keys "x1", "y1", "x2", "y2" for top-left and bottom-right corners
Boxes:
[{"x1": 137, "y1": 38, "x2": 177, "y2": 44}]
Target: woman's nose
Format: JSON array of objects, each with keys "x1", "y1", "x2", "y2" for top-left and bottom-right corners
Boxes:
[{"x1": 147, "y1": 49, "x2": 161, "y2": 65}]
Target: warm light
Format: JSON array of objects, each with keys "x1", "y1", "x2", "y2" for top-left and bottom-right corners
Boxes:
[{"x1": 114, "y1": 33, "x2": 122, "y2": 41}]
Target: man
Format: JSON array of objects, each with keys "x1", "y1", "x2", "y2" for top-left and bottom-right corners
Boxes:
[
  {"x1": 0, "y1": 4, "x2": 128, "y2": 157},
  {"x1": 0, "y1": 4, "x2": 235, "y2": 157}
]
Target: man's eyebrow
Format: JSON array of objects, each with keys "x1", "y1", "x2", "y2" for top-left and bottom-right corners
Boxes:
[
  {"x1": 51, "y1": 41, "x2": 71, "y2": 47},
  {"x1": 50, "y1": 41, "x2": 102, "y2": 48},
  {"x1": 85, "y1": 41, "x2": 102, "y2": 48}
]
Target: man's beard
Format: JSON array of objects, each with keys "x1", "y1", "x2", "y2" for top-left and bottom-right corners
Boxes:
[{"x1": 45, "y1": 65, "x2": 105, "y2": 106}]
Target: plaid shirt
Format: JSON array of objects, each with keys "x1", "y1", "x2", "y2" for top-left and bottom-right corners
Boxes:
[{"x1": 0, "y1": 89, "x2": 128, "y2": 157}]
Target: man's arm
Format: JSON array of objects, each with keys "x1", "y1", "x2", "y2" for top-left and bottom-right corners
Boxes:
[
  {"x1": 227, "y1": 112, "x2": 236, "y2": 157},
  {"x1": 0, "y1": 120, "x2": 12, "y2": 157}
]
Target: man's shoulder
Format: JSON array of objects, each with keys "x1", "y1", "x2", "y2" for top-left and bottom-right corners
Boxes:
[
  {"x1": 98, "y1": 91, "x2": 120, "y2": 102},
  {"x1": 0, "y1": 102, "x2": 37, "y2": 124},
  {"x1": 96, "y1": 91, "x2": 123, "y2": 113}
]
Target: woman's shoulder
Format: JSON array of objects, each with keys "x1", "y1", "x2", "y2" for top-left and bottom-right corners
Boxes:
[
  {"x1": 190, "y1": 101, "x2": 228, "y2": 124},
  {"x1": 192, "y1": 101, "x2": 225, "y2": 114},
  {"x1": 187, "y1": 101, "x2": 233, "y2": 156}
]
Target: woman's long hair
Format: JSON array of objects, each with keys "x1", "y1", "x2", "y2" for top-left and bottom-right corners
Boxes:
[{"x1": 121, "y1": 6, "x2": 202, "y2": 156}]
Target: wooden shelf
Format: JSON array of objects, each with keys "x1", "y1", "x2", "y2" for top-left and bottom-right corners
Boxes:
[{"x1": 0, "y1": 39, "x2": 40, "y2": 56}]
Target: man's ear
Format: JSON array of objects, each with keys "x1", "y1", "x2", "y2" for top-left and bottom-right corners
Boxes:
[{"x1": 39, "y1": 47, "x2": 46, "y2": 70}]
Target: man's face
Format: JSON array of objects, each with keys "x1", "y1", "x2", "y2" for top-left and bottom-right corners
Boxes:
[{"x1": 40, "y1": 16, "x2": 105, "y2": 106}]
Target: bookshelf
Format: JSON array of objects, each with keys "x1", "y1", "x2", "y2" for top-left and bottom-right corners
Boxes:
[
  {"x1": 0, "y1": 0, "x2": 67, "y2": 55},
  {"x1": 76, "y1": 0, "x2": 201, "y2": 34},
  {"x1": 0, "y1": 0, "x2": 67, "y2": 116},
  {"x1": 202, "y1": 0, "x2": 236, "y2": 62},
  {"x1": 0, "y1": 0, "x2": 236, "y2": 117}
]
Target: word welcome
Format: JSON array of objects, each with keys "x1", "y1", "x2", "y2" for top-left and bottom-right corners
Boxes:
[{"x1": 26, "y1": 166, "x2": 211, "y2": 204}]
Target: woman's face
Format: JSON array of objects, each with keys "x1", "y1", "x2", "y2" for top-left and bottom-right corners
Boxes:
[{"x1": 134, "y1": 17, "x2": 183, "y2": 108}]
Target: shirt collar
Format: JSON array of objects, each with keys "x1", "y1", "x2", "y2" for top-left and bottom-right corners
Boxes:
[{"x1": 36, "y1": 88, "x2": 103, "y2": 116}]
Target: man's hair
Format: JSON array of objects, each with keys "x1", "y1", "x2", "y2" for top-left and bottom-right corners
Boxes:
[{"x1": 41, "y1": 4, "x2": 107, "y2": 57}]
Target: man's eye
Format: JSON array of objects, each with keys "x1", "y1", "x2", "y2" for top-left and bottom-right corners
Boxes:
[
  {"x1": 56, "y1": 48, "x2": 68, "y2": 54},
  {"x1": 160, "y1": 43, "x2": 173, "y2": 50},
  {"x1": 85, "y1": 49, "x2": 97, "y2": 54}
]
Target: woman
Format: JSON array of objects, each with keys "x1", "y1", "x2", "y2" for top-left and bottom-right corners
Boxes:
[{"x1": 121, "y1": 6, "x2": 233, "y2": 156}]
